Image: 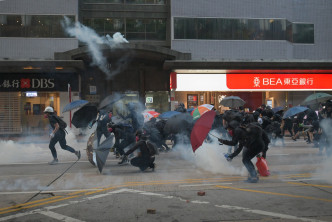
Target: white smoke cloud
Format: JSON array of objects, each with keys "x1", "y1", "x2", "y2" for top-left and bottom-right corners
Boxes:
[
  {"x1": 172, "y1": 136, "x2": 245, "y2": 176},
  {"x1": 315, "y1": 119, "x2": 332, "y2": 184},
  {"x1": 61, "y1": 16, "x2": 129, "y2": 79}
]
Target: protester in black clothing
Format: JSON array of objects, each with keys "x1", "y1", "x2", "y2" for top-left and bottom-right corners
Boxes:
[
  {"x1": 118, "y1": 103, "x2": 144, "y2": 132},
  {"x1": 218, "y1": 120, "x2": 268, "y2": 183},
  {"x1": 118, "y1": 129, "x2": 156, "y2": 171},
  {"x1": 174, "y1": 103, "x2": 187, "y2": 113},
  {"x1": 109, "y1": 122, "x2": 135, "y2": 158},
  {"x1": 282, "y1": 117, "x2": 294, "y2": 137},
  {"x1": 91, "y1": 109, "x2": 111, "y2": 146},
  {"x1": 44, "y1": 106, "x2": 80, "y2": 165}
]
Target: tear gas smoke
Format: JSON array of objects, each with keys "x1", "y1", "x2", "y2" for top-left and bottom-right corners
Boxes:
[
  {"x1": 61, "y1": 16, "x2": 129, "y2": 79},
  {"x1": 0, "y1": 179, "x2": 45, "y2": 191},
  {"x1": 172, "y1": 133, "x2": 246, "y2": 176},
  {"x1": 315, "y1": 119, "x2": 332, "y2": 184}
]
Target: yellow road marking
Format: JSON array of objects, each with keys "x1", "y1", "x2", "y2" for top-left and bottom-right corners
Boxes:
[
  {"x1": 0, "y1": 173, "x2": 319, "y2": 215},
  {"x1": 215, "y1": 185, "x2": 332, "y2": 202},
  {"x1": 288, "y1": 182, "x2": 332, "y2": 188}
]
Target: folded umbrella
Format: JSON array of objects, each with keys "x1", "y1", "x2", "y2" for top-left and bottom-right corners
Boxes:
[
  {"x1": 190, "y1": 110, "x2": 216, "y2": 152},
  {"x1": 62, "y1": 100, "x2": 89, "y2": 113},
  {"x1": 95, "y1": 135, "x2": 115, "y2": 173}
]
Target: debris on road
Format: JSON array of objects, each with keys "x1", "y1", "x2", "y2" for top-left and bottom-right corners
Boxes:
[{"x1": 197, "y1": 191, "x2": 205, "y2": 196}]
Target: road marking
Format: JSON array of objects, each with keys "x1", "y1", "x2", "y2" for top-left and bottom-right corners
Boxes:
[
  {"x1": 38, "y1": 210, "x2": 85, "y2": 222},
  {"x1": 215, "y1": 185, "x2": 332, "y2": 202},
  {"x1": 179, "y1": 183, "x2": 232, "y2": 187},
  {"x1": 283, "y1": 178, "x2": 322, "y2": 182},
  {"x1": 215, "y1": 205, "x2": 324, "y2": 222},
  {"x1": 0, "y1": 188, "x2": 327, "y2": 222},
  {"x1": 288, "y1": 182, "x2": 332, "y2": 188}
]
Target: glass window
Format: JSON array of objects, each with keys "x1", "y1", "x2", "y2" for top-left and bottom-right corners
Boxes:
[
  {"x1": 173, "y1": 17, "x2": 314, "y2": 44},
  {"x1": 0, "y1": 15, "x2": 24, "y2": 37},
  {"x1": 125, "y1": 0, "x2": 165, "y2": 4},
  {"x1": 292, "y1": 23, "x2": 314, "y2": 44}
]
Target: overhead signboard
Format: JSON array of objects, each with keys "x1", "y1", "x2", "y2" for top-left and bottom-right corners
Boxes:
[{"x1": 175, "y1": 70, "x2": 332, "y2": 91}]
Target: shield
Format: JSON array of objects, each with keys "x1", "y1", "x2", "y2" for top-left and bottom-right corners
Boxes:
[
  {"x1": 191, "y1": 104, "x2": 214, "y2": 120},
  {"x1": 98, "y1": 94, "x2": 125, "y2": 111},
  {"x1": 158, "y1": 111, "x2": 181, "y2": 119},
  {"x1": 72, "y1": 105, "x2": 98, "y2": 128},
  {"x1": 219, "y1": 96, "x2": 245, "y2": 108},
  {"x1": 95, "y1": 135, "x2": 115, "y2": 173},
  {"x1": 164, "y1": 113, "x2": 193, "y2": 135},
  {"x1": 302, "y1": 93, "x2": 332, "y2": 106},
  {"x1": 283, "y1": 106, "x2": 309, "y2": 119},
  {"x1": 190, "y1": 110, "x2": 216, "y2": 152},
  {"x1": 142, "y1": 110, "x2": 160, "y2": 122},
  {"x1": 62, "y1": 100, "x2": 89, "y2": 113}
]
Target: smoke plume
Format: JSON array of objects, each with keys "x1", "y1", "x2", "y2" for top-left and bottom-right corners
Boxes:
[{"x1": 61, "y1": 16, "x2": 129, "y2": 79}]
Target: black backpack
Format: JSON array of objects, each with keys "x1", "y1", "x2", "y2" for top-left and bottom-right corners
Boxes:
[
  {"x1": 145, "y1": 141, "x2": 157, "y2": 156},
  {"x1": 54, "y1": 115, "x2": 67, "y2": 130}
]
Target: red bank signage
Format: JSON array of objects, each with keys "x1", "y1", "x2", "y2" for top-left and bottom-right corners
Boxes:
[{"x1": 226, "y1": 71, "x2": 332, "y2": 90}]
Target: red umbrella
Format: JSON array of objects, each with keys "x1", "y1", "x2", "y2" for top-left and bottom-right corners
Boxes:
[{"x1": 190, "y1": 110, "x2": 217, "y2": 152}]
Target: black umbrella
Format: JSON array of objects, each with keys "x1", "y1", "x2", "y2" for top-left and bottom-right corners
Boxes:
[
  {"x1": 95, "y1": 135, "x2": 115, "y2": 173},
  {"x1": 72, "y1": 105, "x2": 98, "y2": 128},
  {"x1": 164, "y1": 113, "x2": 193, "y2": 135},
  {"x1": 98, "y1": 94, "x2": 125, "y2": 111}
]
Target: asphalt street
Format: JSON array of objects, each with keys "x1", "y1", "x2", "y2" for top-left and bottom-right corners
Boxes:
[{"x1": 0, "y1": 136, "x2": 332, "y2": 222}]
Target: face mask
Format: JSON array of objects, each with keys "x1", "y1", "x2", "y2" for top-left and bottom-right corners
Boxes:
[{"x1": 136, "y1": 136, "x2": 139, "y2": 142}]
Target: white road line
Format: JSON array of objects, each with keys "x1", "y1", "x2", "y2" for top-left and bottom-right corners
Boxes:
[
  {"x1": 0, "y1": 188, "x2": 326, "y2": 222},
  {"x1": 38, "y1": 210, "x2": 85, "y2": 222},
  {"x1": 215, "y1": 205, "x2": 325, "y2": 222},
  {"x1": 179, "y1": 183, "x2": 232, "y2": 187}
]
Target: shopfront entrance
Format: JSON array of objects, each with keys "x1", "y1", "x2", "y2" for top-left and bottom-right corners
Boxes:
[{"x1": 0, "y1": 72, "x2": 79, "y2": 135}]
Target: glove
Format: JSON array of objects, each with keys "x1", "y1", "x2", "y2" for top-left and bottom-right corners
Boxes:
[
  {"x1": 224, "y1": 153, "x2": 233, "y2": 162},
  {"x1": 218, "y1": 138, "x2": 224, "y2": 145},
  {"x1": 49, "y1": 133, "x2": 55, "y2": 138}
]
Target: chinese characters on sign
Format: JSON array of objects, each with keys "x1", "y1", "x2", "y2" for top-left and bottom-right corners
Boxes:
[
  {"x1": 253, "y1": 77, "x2": 314, "y2": 87},
  {"x1": 0, "y1": 78, "x2": 55, "y2": 89},
  {"x1": 226, "y1": 74, "x2": 332, "y2": 90}
]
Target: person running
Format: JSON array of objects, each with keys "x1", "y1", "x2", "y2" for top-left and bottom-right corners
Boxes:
[{"x1": 44, "y1": 106, "x2": 81, "y2": 165}]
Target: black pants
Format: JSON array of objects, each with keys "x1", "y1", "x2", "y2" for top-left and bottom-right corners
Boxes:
[
  {"x1": 49, "y1": 130, "x2": 75, "y2": 159},
  {"x1": 96, "y1": 129, "x2": 111, "y2": 146},
  {"x1": 242, "y1": 144, "x2": 263, "y2": 178},
  {"x1": 130, "y1": 156, "x2": 155, "y2": 171}
]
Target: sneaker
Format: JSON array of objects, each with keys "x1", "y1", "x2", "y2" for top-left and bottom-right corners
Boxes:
[
  {"x1": 48, "y1": 159, "x2": 58, "y2": 165},
  {"x1": 150, "y1": 163, "x2": 156, "y2": 171},
  {"x1": 118, "y1": 155, "x2": 128, "y2": 165},
  {"x1": 75, "y1": 150, "x2": 81, "y2": 160},
  {"x1": 244, "y1": 177, "x2": 259, "y2": 183}
]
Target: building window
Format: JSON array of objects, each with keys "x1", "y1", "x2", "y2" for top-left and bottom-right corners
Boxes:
[
  {"x1": 174, "y1": 17, "x2": 314, "y2": 44},
  {"x1": 82, "y1": 0, "x2": 165, "y2": 4},
  {"x1": 0, "y1": 14, "x2": 75, "y2": 38},
  {"x1": 292, "y1": 23, "x2": 314, "y2": 44},
  {"x1": 83, "y1": 17, "x2": 166, "y2": 41}
]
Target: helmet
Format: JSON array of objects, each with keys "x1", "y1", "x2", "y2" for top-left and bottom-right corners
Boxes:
[{"x1": 44, "y1": 106, "x2": 54, "y2": 113}]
